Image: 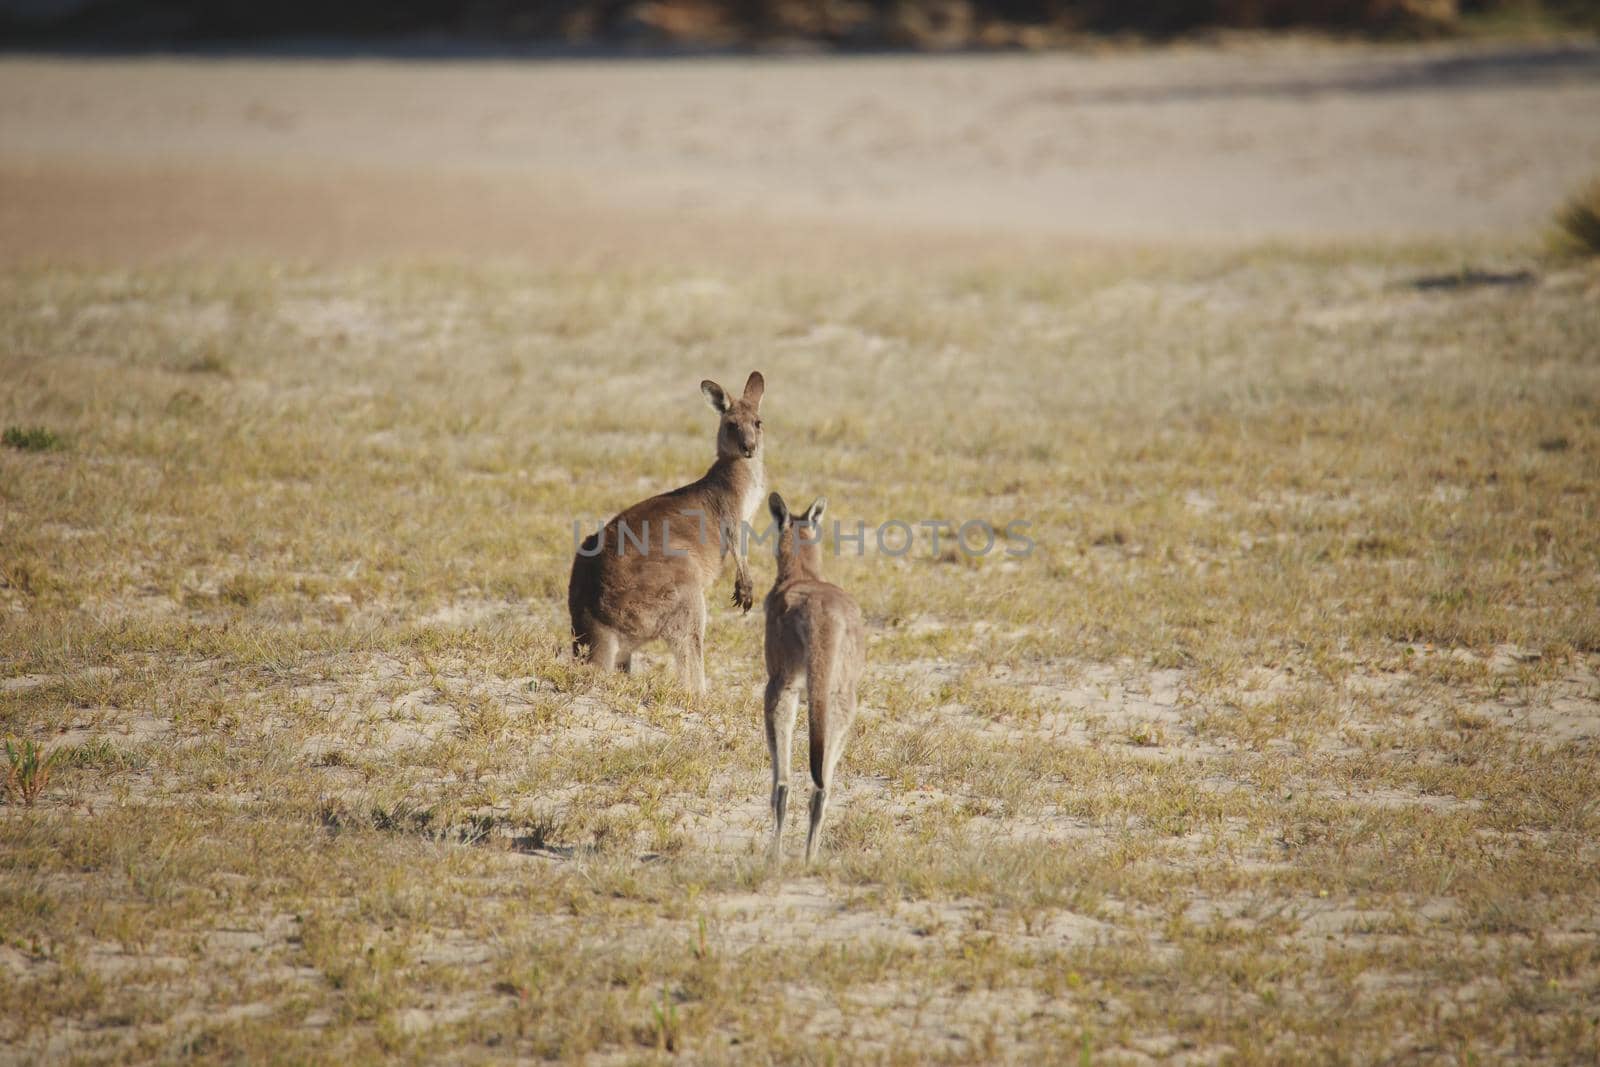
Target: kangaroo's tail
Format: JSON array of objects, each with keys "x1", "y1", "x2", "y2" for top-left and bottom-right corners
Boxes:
[{"x1": 806, "y1": 620, "x2": 843, "y2": 789}]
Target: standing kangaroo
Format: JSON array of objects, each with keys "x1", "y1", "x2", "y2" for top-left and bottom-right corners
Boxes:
[
  {"x1": 763, "y1": 492, "x2": 866, "y2": 863},
  {"x1": 568, "y1": 371, "x2": 765, "y2": 696}
]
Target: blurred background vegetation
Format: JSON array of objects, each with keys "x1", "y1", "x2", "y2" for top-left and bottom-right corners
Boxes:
[{"x1": 3, "y1": 0, "x2": 1597, "y2": 50}]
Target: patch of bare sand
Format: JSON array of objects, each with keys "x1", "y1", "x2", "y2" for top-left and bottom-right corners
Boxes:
[
  {"x1": 51, "y1": 712, "x2": 171, "y2": 749},
  {"x1": 4, "y1": 41, "x2": 1600, "y2": 265},
  {"x1": 1361, "y1": 645, "x2": 1600, "y2": 745}
]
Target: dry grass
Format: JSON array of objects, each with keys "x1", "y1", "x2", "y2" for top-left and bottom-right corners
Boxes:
[{"x1": 2, "y1": 245, "x2": 1599, "y2": 1063}]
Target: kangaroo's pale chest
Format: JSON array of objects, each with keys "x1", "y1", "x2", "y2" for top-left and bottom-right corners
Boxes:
[{"x1": 739, "y1": 462, "x2": 766, "y2": 532}]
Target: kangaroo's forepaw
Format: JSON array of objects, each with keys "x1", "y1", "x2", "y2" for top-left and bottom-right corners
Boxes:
[{"x1": 733, "y1": 578, "x2": 754, "y2": 613}]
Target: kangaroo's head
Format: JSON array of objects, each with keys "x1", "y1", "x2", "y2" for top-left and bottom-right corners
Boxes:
[
  {"x1": 701, "y1": 371, "x2": 764, "y2": 461},
  {"x1": 768, "y1": 491, "x2": 826, "y2": 577}
]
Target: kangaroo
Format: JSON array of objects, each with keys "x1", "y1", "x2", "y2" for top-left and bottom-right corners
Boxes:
[
  {"x1": 568, "y1": 371, "x2": 766, "y2": 696},
  {"x1": 763, "y1": 492, "x2": 866, "y2": 863}
]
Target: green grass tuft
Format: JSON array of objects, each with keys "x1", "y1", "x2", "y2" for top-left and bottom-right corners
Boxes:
[{"x1": 2, "y1": 425, "x2": 65, "y2": 452}]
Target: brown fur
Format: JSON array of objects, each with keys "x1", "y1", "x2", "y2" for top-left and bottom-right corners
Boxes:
[
  {"x1": 762, "y1": 491, "x2": 866, "y2": 863},
  {"x1": 568, "y1": 372, "x2": 766, "y2": 696}
]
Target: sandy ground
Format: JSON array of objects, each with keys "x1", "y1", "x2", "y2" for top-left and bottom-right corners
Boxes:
[
  {"x1": 4, "y1": 39, "x2": 1600, "y2": 1063},
  {"x1": 3, "y1": 39, "x2": 1600, "y2": 263}
]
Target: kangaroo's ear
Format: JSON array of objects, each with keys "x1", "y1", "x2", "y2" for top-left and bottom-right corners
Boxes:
[
  {"x1": 701, "y1": 380, "x2": 730, "y2": 413},
  {"x1": 768, "y1": 492, "x2": 789, "y2": 526},
  {"x1": 803, "y1": 497, "x2": 827, "y2": 525},
  {"x1": 743, "y1": 371, "x2": 765, "y2": 407}
]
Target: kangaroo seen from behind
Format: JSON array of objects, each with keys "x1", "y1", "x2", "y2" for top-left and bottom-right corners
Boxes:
[
  {"x1": 763, "y1": 492, "x2": 866, "y2": 863},
  {"x1": 568, "y1": 372, "x2": 766, "y2": 696}
]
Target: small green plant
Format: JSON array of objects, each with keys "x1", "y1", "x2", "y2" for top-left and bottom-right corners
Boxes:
[
  {"x1": 650, "y1": 985, "x2": 681, "y2": 1052},
  {"x1": 4, "y1": 737, "x2": 61, "y2": 806},
  {"x1": 1128, "y1": 722, "x2": 1165, "y2": 747},
  {"x1": 1553, "y1": 177, "x2": 1600, "y2": 257},
  {"x1": 2, "y1": 426, "x2": 64, "y2": 452},
  {"x1": 690, "y1": 915, "x2": 709, "y2": 961}
]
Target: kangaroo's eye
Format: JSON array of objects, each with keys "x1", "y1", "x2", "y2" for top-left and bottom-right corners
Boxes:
[{"x1": 755, "y1": 420, "x2": 763, "y2": 429}]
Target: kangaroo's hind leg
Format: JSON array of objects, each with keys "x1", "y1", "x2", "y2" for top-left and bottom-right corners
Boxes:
[
  {"x1": 579, "y1": 624, "x2": 622, "y2": 673},
  {"x1": 806, "y1": 684, "x2": 859, "y2": 864},
  {"x1": 764, "y1": 674, "x2": 801, "y2": 861},
  {"x1": 668, "y1": 593, "x2": 708, "y2": 699}
]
